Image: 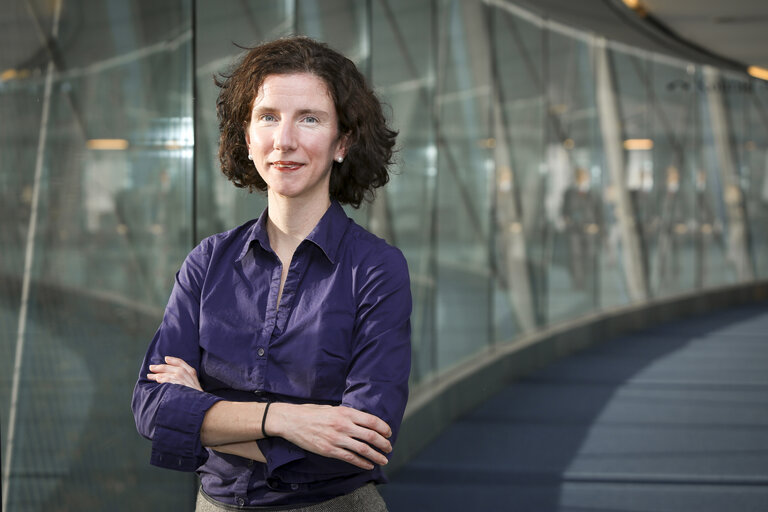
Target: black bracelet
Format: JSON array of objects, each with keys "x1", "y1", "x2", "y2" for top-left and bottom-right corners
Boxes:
[{"x1": 261, "y1": 402, "x2": 272, "y2": 438}]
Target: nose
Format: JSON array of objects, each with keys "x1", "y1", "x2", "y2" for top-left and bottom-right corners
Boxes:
[{"x1": 273, "y1": 121, "x2": 297, "y2": 151}]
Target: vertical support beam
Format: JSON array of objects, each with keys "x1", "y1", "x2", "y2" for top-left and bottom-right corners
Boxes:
[
  {"x1": 594, "y1": 38, "x2": 649, "y2": 302},
  {"x1": 703, "y1": 66, "x2": 755, "y2": 281}
]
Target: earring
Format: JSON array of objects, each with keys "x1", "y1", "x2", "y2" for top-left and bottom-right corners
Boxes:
[
  {"x1": 336, "y1": 156, "x2": 344, "y2": 163},
  {"x1": 248, "y1": 154, "x2": 253, "y2": 161}
]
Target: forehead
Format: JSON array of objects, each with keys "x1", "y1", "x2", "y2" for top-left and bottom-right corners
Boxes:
[{"x1": 252, "y1": 73, "x2": 334, "y2": 109}]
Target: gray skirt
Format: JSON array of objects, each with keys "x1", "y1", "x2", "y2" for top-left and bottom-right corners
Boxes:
[{"x1": 195, "y1": 484, "x2": 388, "y2": 512}]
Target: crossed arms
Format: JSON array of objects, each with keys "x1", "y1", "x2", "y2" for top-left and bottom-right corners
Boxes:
[{"x1": 147, "y1": 356, "x2": 392, "y2": 470}]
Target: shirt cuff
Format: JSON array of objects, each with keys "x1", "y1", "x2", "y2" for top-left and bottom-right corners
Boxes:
[
  {"x1": 255, "y1": 437, "x2": 306, "y2": 490},
  {"x1": 256, "y1": 437, "x2": 373, "y2": 488},
  {"x1": 150, "y1": 384, "x2": 223, "y2": 471}
]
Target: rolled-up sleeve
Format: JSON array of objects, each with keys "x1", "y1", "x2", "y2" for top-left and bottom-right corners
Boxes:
[
  {"x1": 131, "y1": 240, "x2": 224, "y2": 472},
  {"x1": 258, "y1": 245, "x2": 412, "y2": 484}
]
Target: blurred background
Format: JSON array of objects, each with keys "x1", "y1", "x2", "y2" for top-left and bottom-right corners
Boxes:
[{"x1": 1, "y1": 0, "x2": 767, "y2": 509}]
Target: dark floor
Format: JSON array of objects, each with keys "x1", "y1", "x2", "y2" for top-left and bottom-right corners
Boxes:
[{"x1": 381, "y1": 303, "x2": 768, "y2": 512}]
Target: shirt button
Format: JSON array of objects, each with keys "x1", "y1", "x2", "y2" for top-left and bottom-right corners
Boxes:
[
  {"x1": 290, "y1": 483, "x2": 299, "y2": 491},
  {"x1": 248, "y1": 459, "x2": 254, "y2": 467},
  {"x1": 257, "y1": 347, "x2": 265, "y2": 357},
  {"x1": 236, "y1": 497, "x2": 245, "y2": 506}
]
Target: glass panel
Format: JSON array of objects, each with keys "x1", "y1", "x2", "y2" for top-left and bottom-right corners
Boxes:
[
  {"x1": 702, "y1": 71, "x2": 751, "y2": 285},
  {"x1": 371, "y1": 0, "x2": 436, "y2": 384},
  {"x1": 726, "y1": 74, "x2": 765, "y2": 281},
  {"x1": 1, "y1": 0, "x2": 195, "y2": 510},
  {"x1": 545, "y1": 29, "x2": 603, "y2": 322},
  {"x1": 648, "y1": 58, "x2": 699, "y2": 297},
  {"x1": 612, "y1": 48, "x2": 654, "y2": 298},
  {"x1": 745, "y1": 80, "x2": 768, "y2": 278},
  {"x1": 434, "y1": 0, "x2": 493, "y2": 370},
  {"x1": 490, "y1": 5, "x2": 545, "y2": 341},
  {"x1": 594, "y1": 44, "x2": 633, "y2": 310},
  {"x1": 0, "y1": 1, "x2": 42, "y2": 464}
]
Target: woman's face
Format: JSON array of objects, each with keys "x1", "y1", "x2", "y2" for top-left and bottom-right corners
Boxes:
[{"x1": 244, "y1": 73, "x2": 346, "y2": 205}]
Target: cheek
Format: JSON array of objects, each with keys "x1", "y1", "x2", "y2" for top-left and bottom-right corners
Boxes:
[
  {"x1": 306, "y1": 134, "x2": 339, "y2": 158},
  {"x1": 248, "y1": 129, "x2": 271, "y2": 151}
]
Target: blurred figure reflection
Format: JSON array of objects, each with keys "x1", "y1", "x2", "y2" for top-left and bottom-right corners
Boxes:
[{"x1": 560, "y1": 167, "x2": 601, "y2": 292}]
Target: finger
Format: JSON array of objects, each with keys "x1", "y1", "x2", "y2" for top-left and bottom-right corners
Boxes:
[
  {"x1": 330, "y1": 447, "x2": 376, "y2": 470},
  {"x1": 338, "y1": 439, "x2": 388, "y2": 467},
  {"x1": 348, "y1": 439, "x2": 389, "y2": 466},
  {"x1": 152, "y1": 362, "x2": 190, "y2": 377},
  {"x1": 148, "y1": 370, "x2": 183, "y2": 385},
  {"x1": 348, "y1": 425, "x2": 392, "y2": 454},
  {"x1": 150, "y1": 363, "x2": 182, "y2": 373},
  {"x1": 343, "y1": 407, "x2": 392, "y2": 438},
  {"x1": 165, "y1": 356, "x2": 199, "y2": 380},
  {"x1": 150, "y1": 373, "x2": 168, "y2": 383}
]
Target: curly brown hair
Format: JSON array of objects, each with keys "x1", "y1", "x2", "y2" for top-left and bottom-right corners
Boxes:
[{"x1": 215, "y1": 36, "x2": 397, "y2": 208}]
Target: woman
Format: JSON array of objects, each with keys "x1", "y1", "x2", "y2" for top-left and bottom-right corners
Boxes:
[{"x1": 131, "y1": 36, "x2": 411, "y2": 511}]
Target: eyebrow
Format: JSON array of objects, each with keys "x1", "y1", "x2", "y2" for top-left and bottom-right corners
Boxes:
[{"x1": 252, "y1": 106, "x2": 331, "y2": 119}]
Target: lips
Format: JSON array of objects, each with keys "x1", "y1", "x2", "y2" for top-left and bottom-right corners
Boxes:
[{"x1": 272, "y1": 161, "x2": 303, "y2": 171}]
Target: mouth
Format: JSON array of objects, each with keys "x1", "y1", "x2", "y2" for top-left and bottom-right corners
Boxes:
[{"x1": 271, "y1": 161, "x2": 304, "y2": 171}]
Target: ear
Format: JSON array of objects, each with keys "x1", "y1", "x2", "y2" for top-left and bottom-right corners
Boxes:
[
  {"x1": 244, "y1": 124, "x2": 251, "y2": 147},
  {"x1": 335, "y1": 131, "x2": 350, "y2": 161}
]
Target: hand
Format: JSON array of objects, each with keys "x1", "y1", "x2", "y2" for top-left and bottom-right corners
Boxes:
[
  {"x1": 267, "y1": 403, "x2": 392, "y2": 470},
  {"x1": 147, "y1": 356, "x2": 202, "y2": 391}
]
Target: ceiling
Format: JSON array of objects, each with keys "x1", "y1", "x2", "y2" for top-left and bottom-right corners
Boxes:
[
  {"x1": 640, "y1": 0, "x2": 768, "y2": 70},
  {"x1": 513, "y1": 0, "x2": 768, "y2": 73}
]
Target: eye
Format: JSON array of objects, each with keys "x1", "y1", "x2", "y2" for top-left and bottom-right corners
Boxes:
[
  {"x1": 259, "y1": 113, "x2": 277, "y2": 123},
  {"x1": 303, "y1": 116, "x2": 319, "y2": 124}
]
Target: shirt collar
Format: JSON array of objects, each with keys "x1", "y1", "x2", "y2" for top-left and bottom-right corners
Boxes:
[
  {"x1": 235, "y1": 200, "x2": 349, "y2": 264},
  {"x1": 305, "y1": 200, "x2": 349, "y2": 264}
]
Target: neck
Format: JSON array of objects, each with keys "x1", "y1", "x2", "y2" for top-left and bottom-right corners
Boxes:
[{"x1": 266, "y1": 192, "x2": 331, "y2": 248}]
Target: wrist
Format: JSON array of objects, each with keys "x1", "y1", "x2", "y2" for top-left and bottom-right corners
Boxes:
[
  {"x1": 261, "y1": 402, "x2": 272, "y2": 437},
  {"x1": 264, "y1": 402, "x2": 287, "y2": 439}
]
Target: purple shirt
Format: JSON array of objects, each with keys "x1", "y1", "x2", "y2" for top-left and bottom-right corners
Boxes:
[{"x1": 131, "y1": 201, "x2": 411, "y2": 507}]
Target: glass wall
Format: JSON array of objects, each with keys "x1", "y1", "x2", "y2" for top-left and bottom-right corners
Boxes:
[
  {"x1": 2, "y1": 0, "x2": 766, "y2": 509},
  {"x1": 1, "y1": 1, "x2": 195, "y2": 510}
]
